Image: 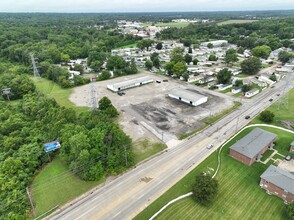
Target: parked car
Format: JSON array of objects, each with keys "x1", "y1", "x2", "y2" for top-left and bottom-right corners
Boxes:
[
  {"x1": 285, "y1": 155, "x2": 292, "y2": 161},
  {"x1": 156, "y1": 80, "x2": 161, "y2": 83},
  {"x1": 117, "y1": 91, "x2": 125, "y2": 96},
  {"x1": 269, "y1": 98, "x2": 273, "y2": 102},
  {"x1": 245, "y1": 115, "x2": 250, "y2": 119},
  {"x1": 163, "y1": 79, "x2": 168, "y2": 82},
  {"x1": 277, "y1": 93, "x2": 280, "y2": 96}
]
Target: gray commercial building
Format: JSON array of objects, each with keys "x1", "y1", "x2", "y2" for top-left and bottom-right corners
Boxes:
[
  {"x1": 107, "y1": 76, "x2": 153, "y2": 92},
  {"x1": 168, "y1": 88, "x2": 208, "y2": 106}
]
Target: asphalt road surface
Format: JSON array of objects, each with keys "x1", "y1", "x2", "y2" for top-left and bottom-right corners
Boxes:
[{"x1": 50, "y1": 73, "x2": 294, "y2": 220}]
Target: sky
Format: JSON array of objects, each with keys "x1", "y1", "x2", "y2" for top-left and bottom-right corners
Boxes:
[{"x1": 0, "y1": 0, "x2": 294, "y2": 13}]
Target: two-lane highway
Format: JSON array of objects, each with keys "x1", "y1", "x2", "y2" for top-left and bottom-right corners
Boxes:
[{"x1": 50, "y1": 73, "x2": 294, "y2": 220}]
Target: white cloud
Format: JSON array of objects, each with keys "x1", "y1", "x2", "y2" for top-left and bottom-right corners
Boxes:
[{"x1": 0, "y1": 0, "x2": 294, "y2": 12}]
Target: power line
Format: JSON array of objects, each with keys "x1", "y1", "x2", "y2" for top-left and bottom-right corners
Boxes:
[{"x1": 30, "y1": 53, "x2": 41, "y2": 78}]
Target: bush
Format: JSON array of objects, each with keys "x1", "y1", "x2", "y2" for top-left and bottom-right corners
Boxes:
[{"x1": 260, "y1": 110, "x2": 275, "y2": 123}]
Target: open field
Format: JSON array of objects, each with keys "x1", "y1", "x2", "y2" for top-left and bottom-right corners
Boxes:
[
  {"x1": 134, "y1": 126, "x2": 292, "y2": 220},
  {"x1": 217, "y1": 19, "x2": 258, "y2": 26},
  {"x1": 31, "y1": 157, "x2": 101, "y2": 216},
  {"x1": 69, "y1": 73, "x2": 235, "y2": 144},
  {"x1": 252, "y1": 88, "x2": 294, "y2": 128},
  {"x1": 142, "y1": 22, "x2": 191, "y2": 28},
  {"x1": 32, "y1": 78, "x2": 88, "y2": 114},
  {"x1": 133, "y1": 139, "x2": 167, "y2": 164}
]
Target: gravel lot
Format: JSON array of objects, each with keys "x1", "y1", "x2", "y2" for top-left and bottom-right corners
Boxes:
[{"x1": 70, "y1": 73, "x2": 235, "y2": 144}]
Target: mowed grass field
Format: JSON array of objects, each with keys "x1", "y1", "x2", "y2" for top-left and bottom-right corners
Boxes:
[
  {"x1": 31, "y1": 156, "x2": 101, "y2": 216},
  {"x1": 135, "y1": 126, "x2": 292, "y2": 220},
  {"x1": 217, "y1": 19, "x2": 258, "y2": 26},
  {"x1": 32, "y1": 77, "x2": 88, "y2": 114}
]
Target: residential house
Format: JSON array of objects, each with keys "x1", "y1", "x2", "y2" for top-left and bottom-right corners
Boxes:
[
  {"x1": 230, "y1": 128, "x2": 277, "y2": 165},
  {"x1": 245, "y1": 88, "x2": 260, "y2": 98},
  {"x1": 260, "y1": 165, "x2": 294, "y2": 203}
]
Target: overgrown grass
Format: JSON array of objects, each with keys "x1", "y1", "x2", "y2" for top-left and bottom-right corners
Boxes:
[
  {"x1": 31, "y1": 156, "x2": 101, "y2": 217},
  {"x1": 135, "y1": 126, "x2": 292, "y2": 220},
  {"x1": 132, "y1": 139, "x2": 167, "y2": 164},
  {"x1": 204, "y1": 101, "x2": 241, "y2": 125},
  {"x1": 252, "y1": 88, "x2": 294, "y2": 126},
  {"x1": 217, "y1": 20, "x2": 258, "y2": 26},
  {"x1": 32, "y1": 77, "x2": 89, "y2": 114}
]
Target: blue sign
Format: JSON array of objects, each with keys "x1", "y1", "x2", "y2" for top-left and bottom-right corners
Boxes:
[{"x1": 44, "y1": 141, "x2": 61, "y2": 152}]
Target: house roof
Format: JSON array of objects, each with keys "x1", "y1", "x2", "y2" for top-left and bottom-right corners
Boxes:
[
  {"x1": 261, "y1": 165, "x2": 294, "y2": 195},
  {"x1": 230, "y1": 128, "x2": 277, "y2": 159},
  {"x1": 168, "y1": 89, "x2": 207, "y2": 103},
  {"x1": 107, "y1": 76, "x2": 153, "y2": 90}
]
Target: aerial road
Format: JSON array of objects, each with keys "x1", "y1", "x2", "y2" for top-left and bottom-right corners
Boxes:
[{"x1": 50, "y1": 73, "x2": 294, "y2": 220}]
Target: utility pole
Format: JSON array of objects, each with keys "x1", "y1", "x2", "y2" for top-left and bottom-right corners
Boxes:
[
  {"x1": 26, "y1": 187, "x2": 36, "y2": 217},
  {"x1": 123, "y1": 146, "x2": 128, "y2": 166},
  {"x1": 30, "y1": 53, "x2": 41, "y2": 78},
  {"x1": 90, "y1": 84, "x2": 98, "y2": 110}
]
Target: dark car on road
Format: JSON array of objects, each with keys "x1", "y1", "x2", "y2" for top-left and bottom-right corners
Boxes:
[
  {"x1": 269, "y1": 98, "x2": 273, "y2": 102},
  {"x1": 245, "y1": 115, "x2": 250, "y2": 119}
]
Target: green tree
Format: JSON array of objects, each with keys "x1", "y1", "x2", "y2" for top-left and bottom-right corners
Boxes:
[
  {"x1": 242, "y1": 84, "x2": 251, "y2": 93},
  {"x1": 171, "y1": 47, "x2": 185, "y2": 63},
  {"x1": 184, "y1": 54, "x2": 193, "y2": 64},
  {"x1": 278, "y1": 51, "x2": 294, "y2": 64},
  {"x1": 164, "y1": 62, "x2": 174, "y2": 75},
  {"x1": 145, "y1": 60, "x2": 153, "y2": 70},
  {"x1": 217, "y1": 68, "x2": 232, "y2": 84},
  {"x1": 251, "y1": 45, "x2": 272, "y2": 59},
  {"x1": 208, "y1": 54, "x2": 218, "y2": 61},
  {"x1": 241, "y1": 57, "x2": 262, "y2": 75},
  {"x1": 207, "y1": 43, "x2": 213, "y2": 49},
  {"x1": 156, "y1": 42, "x2": 163, "y2": 50},
  {"x1": 286, "y1": 202, "x2": 294, "y2": 220},
  {"x1": 192, "y1": 173, "x2": 218, "y2": 205},
  {"x1": 98, "y1": 70, "x2": 111, "y2": 81},
  {"x1": 234, "y1": 79, "x2": 243, "y2": 87},
  {"x1": 225, "y1": 49, "x2": 238, "y2": 64},
  {"x1": 172, "y1": 62, "x2": 186, "y2": 77},
  {"x1": 260, "y1": 110, "x2": 275, "y2": 123},
  {"x1": 192, "y1": 58, "x2": 199, "y2": 65},
  {"x1": 98, "y1": 96, "x2": 118, "y2": 117}
]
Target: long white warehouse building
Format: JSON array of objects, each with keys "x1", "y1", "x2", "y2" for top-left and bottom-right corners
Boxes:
[
  {"x1": 168, "y1": 89, "x2": 208, "y2": 106},
  {"x1": 107, "y1": 76, "x2": 153, "y2": 92}
]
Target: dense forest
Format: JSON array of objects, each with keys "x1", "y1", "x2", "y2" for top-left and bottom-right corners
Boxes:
[
  {"x1": 0, "y1": 74, "x2": 133, "y2": 219},
  {"x1": 157, "y1": 18, "x2": 294, "y2": 50}
]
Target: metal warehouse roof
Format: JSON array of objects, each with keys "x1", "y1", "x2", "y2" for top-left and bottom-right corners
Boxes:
[
  {"x1": 230, "y1": 128, "x2": 277, "y2": 158},
  {"x1": 108, "y1": 76, "x2": 153, "y2": 90},
  {"x1": 261, "y1": 165, "x2": 294, "y2": 195},
  {"x1": 169, "y1": 88, "x2": 207, "y2": 103}
]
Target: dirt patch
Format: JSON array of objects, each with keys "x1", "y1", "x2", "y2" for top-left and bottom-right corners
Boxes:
[
  {"x1": 69, "y1": 72, "x2": 236, "y2": 143},
  {"x1": 278, "y1": 120, "x2": 294, "y2": 130}
]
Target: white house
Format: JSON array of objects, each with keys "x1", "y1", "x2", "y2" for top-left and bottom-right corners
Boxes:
[
  {"x1": 245, "y1": 88, "x2": 260, "y2": 98},
  {"x1": 232, "y1": 87, "x2": 242, "y2": 94},
  {"x1": 219, "y1": 84, "x2": 233, "y2": 91},
  {"x1": 200, "y1": 40, "x2": 228, "y2": 48}
]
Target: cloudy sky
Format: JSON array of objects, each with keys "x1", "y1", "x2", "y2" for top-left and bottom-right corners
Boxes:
[{"x1": 1, "y1": 0, "x2": 294, "y2": 12}]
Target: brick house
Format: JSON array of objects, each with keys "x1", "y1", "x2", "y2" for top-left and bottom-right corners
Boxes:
[
  {"x1": 230, "y1": 128, "x2": 277, "y2": 165},
  {"x1": 260, "y1": 165, "x2": 294, "y2": 203}
]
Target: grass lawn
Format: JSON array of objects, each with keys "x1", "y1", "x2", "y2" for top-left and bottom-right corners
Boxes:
[
  {"x1": 135, "y1": 126, "x2": 291, "y2": 220},
  {"x1": 32, "y1": 77, "x2": 89, "y2": 114},
  {"x1": 261, "y1": 149, "x2": 274, "y2": 162},
  {"x1": 31, "y1": 156, "x2": 101, "y2": 217},
  {"x1": 133, "y1": 139, "x2": 167, "y2": 164},
  {"x1": 217, "y1": 20, "x2": 258, "y2": 26},
  {"x1": 252, "y1": 88, "x2": 294, "y2": 126}
]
